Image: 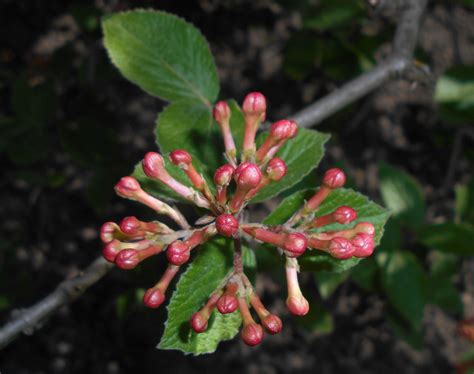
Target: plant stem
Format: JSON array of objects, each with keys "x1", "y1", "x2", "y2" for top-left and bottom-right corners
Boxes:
[{"x1": 233, "y1": 236, "x2": 243, "y2": 274}]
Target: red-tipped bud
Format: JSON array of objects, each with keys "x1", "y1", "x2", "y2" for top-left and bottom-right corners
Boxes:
[
  {"x1": 119, "y1": 216, "x2": 141, "y2": 235},
  {"x1": 214, "y1": 164, "x2": 235, "y2": 186},
  {"x1": 355, "y1": 222, "x2": 375, "y2": 236},
  {"x1": 286, "y1": 295, "x2": 310, "y2": 316},
  {"x1": 100, "y1": 222, "x2": 120, "y2": 243},
  {"x1": 143, "y1": 288, "x2": 166, "y2": 309},
  {"x1": 102, "y1": 240, "x2": 122, "y2": 262},
  {"x1": 234, "y1": 163, "x2": 262, "y2": 189},
  {"x1": 169, "y1": 150, "x2": 192, "y2": 167},
  {"x1": 216, "y1": 214, "x2": 239, "y2": 237},
  {"x1": 242, "y1": 92, "x2": 266, "y2": 119},
  {"x1": 115, "y1": 249, "x2": 140, "y2": 270},
  {"x1": 284, "y1": 233, "x2": 307, "y2": 257},
  {"x1": 323, "y1": 168, "x2": 346, "y2": 189},
  {"x1": 286, "y1": 260, "x2": 309, "y2": 316},
  {"x1": 351, "y1": 233, "x2": 374, "y2": 258},
  {"x1": 270, "y1": 120, "x2": 298, "y2": 140},
  {"x1": 262, "y1": 315, "x2": 283, "y2": 335},
  {"x1": 142, "y1": 152, "x2": 166, "y2": 179},
  {"x1": 213, "y1": 101, "x2": 231, "y2": 124},
  {"x1": 333, "y1": 206, "x2": 357, "y2": 224},
  {"x1": 166, "y1": 241, "x2": 190, "y2": 266},
  {"x1": 190, "y1": 312, "x2": 209, "y2": 333},
  {"x1": 241, "y1": 323, "x2": 264, "y2": 346},
  {"x1": 114, "y1": 176, "x2": 141, "y2": 198},
  {"x1": 328, "y1": 237, "x2": 355, "y2": 259},
  {"x1": 266, "y1": 158, "x2": 287, "y2": 181},
  {"x1": 217, "y1": 295, "x2": 239, "y2": 314}
]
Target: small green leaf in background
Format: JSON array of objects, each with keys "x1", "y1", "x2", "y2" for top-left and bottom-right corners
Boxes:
[
  {"x1": 351, "y1": 257, "x2": 378, "y2": 292},
  {"x1": 297, "y1": 301, "x2": 334, "y2": 335},
  {"x1": 418, "y1": 222, "x2": 474, "y2": 256},
  {"x1": 387, "y1": 309, "x2": 424, "y2": 350},
  {"x1": 159, "y1": 239, "x2": 241, "y2": 354},
  {"x1": 455, "y1": 179, "x2": 474, "y2": 224},
  {"x1": 382, "y1": 251, "x2": 426, "y2": 328},
  {"x1": 426, "y1": 276, "x2": 463, "y2": 314},
  {"x1": 251, "y1": 129, "x2": 330, "y2": 203},
  {"x1": 314, "y1": 271, "x2": 349, "y2": 299},
  {"x1": 103, "y1": 10, "x2": 219, "y2": 104},
  {"x1": 302, "y1": 0, "x2": 364, "y2": 31},
  {"x1": 264, "y1": 188, "x2": 389, "y2": 273},
  {"x1": 379, "y1": 163, "x2": 425, "y2": 228},
  {"x1": 434, "y1": 65, "x2": 474, "y2": 125},
  {"x1": 430, "y1": 251, "x2": 460, "y2": 279}
]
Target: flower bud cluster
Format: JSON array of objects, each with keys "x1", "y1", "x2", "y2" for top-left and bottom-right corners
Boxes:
[{"x1": 100, "y1": 92, "x2": 377, "y2": 347}]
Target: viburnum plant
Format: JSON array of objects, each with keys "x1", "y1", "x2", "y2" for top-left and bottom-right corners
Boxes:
[{"x1": 101, "y1": 10, "x2": 389, "y2": 353}]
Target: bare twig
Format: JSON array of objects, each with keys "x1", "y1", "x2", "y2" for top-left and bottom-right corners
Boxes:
[{"x1": 0, "y1": 0, "x2": 429, "y2": 350}]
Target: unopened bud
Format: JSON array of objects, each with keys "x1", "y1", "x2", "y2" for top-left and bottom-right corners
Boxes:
[
  {"x1": 242, "y1": 92, "x2": 267, "y2": 158},
  {"x1": 262, "y1": 315, "x2": 283, "y2": 335},
  {"x1": 266, "y1": 158, "x2": 287, "y2": 181},
  {"x1": 114, "y1": 176, "x2": 141, "y2": 199},
  {"x1": 190, "y1": 311, "x2": 209, "y2": 333},
  {"x1": 328, "y1": 237, "x2": 355, "y2": 259},
  {"x1": 230, "y1": 163, "x2": 262, "y2": 212},
  {"x1": 355, "y1": 222, "x2": 375, "y2": 236},
  {"x1": 269, "y1": 119, "x2": 298, "y2": 140},
  {"x1": 216, "y1": 214, "x2": 239, "y2": 237},
  {"x1": 214, "y1": 164, "x2": 235, "y2": 186},
  {"x1": 213, "y1": 101, "x2": 231, "y2": 124},
  {"x1": 102, "y1": 240, "x2": 123, "y2": 262},
  {"x1": 143, "y1": 288, "x2": 166, "y2": 309},
  {"x1": 323, "y1": 168, "x2": 346, "y2": 189},
  {"x1": 166, "y1": 241, "x2": 190, "y2": 266},
  {"x1": 217, "y1": 283, "x2": 239, "y2": 314},
  {"x1": 169, "y1": 149, "x2": 192, "y2": 168},
  {"x1": 115, "y1": 249, "x2": 140, "y2": 270},
  {"x1": 100, "y1": 222, "x2": 126, "y2": 243},
  {"x1": 351, "y1": 233, "x2": 374, "y2": 258},
  {"x1": 119, "y1": 216, "x2": 141, "y2": 235},
  {"x1": 142, "y1": 152, "x2": 166, "y2": 180},
  {"x1": 284, "y1": 233, "x2": 308, "y2": 257},
  {"x1": 242, "y1": 92, "x2": 266, "y2": 119},
  {"x1": 286, "y1": 259, "x2": 309, "y2": 316},
  {"x1": 333, "y1": 206, "x2": 357, "y2": 224},
  {"x1": 241, "y1": 323, "x2": 264, "y2": 346}
]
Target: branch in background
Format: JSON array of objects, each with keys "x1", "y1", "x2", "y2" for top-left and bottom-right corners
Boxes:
[
  {"x1": 0, "y1": 0, "x2": 429, "y2": 350},
  {"x1": 294, "y1": 0, "x2": 428, "y2": 128}
]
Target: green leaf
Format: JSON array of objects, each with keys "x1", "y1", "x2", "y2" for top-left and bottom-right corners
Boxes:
[
  {"x1": 379, "y1": 163, "x2": 425, "y2": 227},
  {"x1": 155, "y1": 100, "x2": 221, "y2": 183},
  {"x1": 252, "y1": 129, "x2": 330, "y2": 203},
  {"x1": 418, "y1": 222, "x2": 474, "y2": 256},
  {"x1": 159, "y1": 238, "x2": 241, "y2": 354},
  {"x1": 387, "y1": 309, "x2": 424, "y2": 350},
  {"x1": 103, "y1": 10, "x2": 219, "y2": 104},
  {"x1": 303, "y1": 0, "x2": 364, "y2": 31},
  {"x1": 264, "y1": 188, "x2": 390, "y2": 273},
  {"x1": 351, "y1": 257, "x2": 378, "y2": 292},
  {"x1": 314, "y1": 271, "x2": 349, "y2": 299},
  {"x1": 426, "y1": 276, "x2": 463, "y2": 313},
  {"x1": 434, "y1": 65, "x2": 474, "y2": 125},
  {"x1": 296, "y1": 301, "x2": 334, "y2": 335},
  {"x1": 382, "y1": 251, "x2": 426, "y2": 328},
  {"x1": 455, "y1": 178, "x2": 474, "y2": 224},
  {"x1": 430, "y1": 251, "x2": 460, "y2": 279}
]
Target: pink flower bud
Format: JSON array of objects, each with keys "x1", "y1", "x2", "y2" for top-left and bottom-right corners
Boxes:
[
  {"x1": 214, "y1": 164, "x2": 235, "y2": 186},
  {"x1": 102, "y1": 240, "x2": 123, "y2": 262},
  {"x1": 269, "y1": 120, "x2": 298, "y2": 141},
  {"x1": 230, "y1": 163, "x2": 262, "y2": 212},
  {"x1": 328, "y1": 237, "x2": 355, "y2": 259},
  {"x1": 142, "y1": 152, "x2": 166, "y2": 180},
  {"x1": 284, "y1": 233, "x2": 308, "y2": 257},
  {"x1": 262, "y1": 315, "x2": 283, "y2": 335},
  {"x1": 266, "y1": 158, "x2": 287, "y2": 181},
  {"x1": 286, "y1": 294, "x2": 310, "y2": 316},
  {"x1": 190, "y1": 312, "x2": 209, "y2": 333},
  {"x1": 322, "y1": 168, "x2": 346, "y2": 189},
  {"x1": 119, "y1": 216, "x2": 141, "y2": 235},
  {"x1": 241, "y1": 323, "x2": 264, "y2": 346},
  {"x1": 115, "y1": 249, "x2": 140, "y2": 270},
  {"x1": 166, "y1": 241, "x2": 190, "y2": 266},
  {"x1": 242, "y1": 92, "x2": 266, "y2": 119},
  {"x1": 355, "y1": 222, "x2": 375, "y2": 236},
  {"x1": 169, "y1": 149, "x2": 192, "y2": 167},
  {"x1": 213, "y1": 101, "x2": 231, "y2": 124},
  {"x1": 215, "y1": 214, "x2": 239, "y2": 237},
  {"x1": 217, "y1": 295, "x2": 239, "y2": 314},
  {"x1": 286, "y1": 261, "x2": 309, "y2": 316},
  {"x1": 114, "y1": 176, "x2": 141, "y2": 198},
  {"x1": 143, "y1": 288, "x2": 166, "y2": 309},
  {"x1": 100, "y1": 222, "x2": 121, "y2": 243},
  {"x1": 351, "y1": 233, "x2": 374, "y2": 258},
  {"x1": 333, "y1": 206, "x2": 357, "y2": 224}
]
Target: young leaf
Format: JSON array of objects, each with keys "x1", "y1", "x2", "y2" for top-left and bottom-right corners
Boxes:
[
  {"x1": 264, "y1": 188, "x2": 390, "y2": 272},
  {"x1": 314, "y1": 271, "x2": 349, "y2": 299},
  {"x1": 379, "y1": 163, "x2": 425, "y2": 228},
  {"x1": 103, "y1": 10, "x2": 219, "y2": 104},
  {"x1": 382, "y1": 251, "x2": 426, "y2": 328},
  {"x1": 252, "y1": 129, "x2": 330, "y2": 203},
  {"x1": 159, "y1": 238, "x2": 241, "y2": 354},
  {"x1": 418, "y1": 222, "x2": 474, "y2": 256}
]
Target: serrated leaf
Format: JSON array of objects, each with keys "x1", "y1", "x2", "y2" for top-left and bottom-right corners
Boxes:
[
  {"x1": 418, "y1": 222, "x2": 474, "y2": 256},
  {"x1": 103, "y1": 10, "x2": 219, "y2": 104},
  {"x1": 159, "y1": 238, "x2": 241, "y2": 354},
  {"x1": 264, "y1": 188, "x2": 390, "y2": 273},
  {"x1": 382, "y1": 251, "x2": 426, "y2": 328},
  {"x1": 252, "y1": 129, "x2": 330, "y2": 203},
  {"x1": 379, "y1": 163, "x2": 425, "y2": 228}
]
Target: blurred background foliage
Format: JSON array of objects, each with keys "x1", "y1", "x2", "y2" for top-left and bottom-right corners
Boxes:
[{"x1": 0, "y1": 0, "x2": 474, "y2": 373}]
